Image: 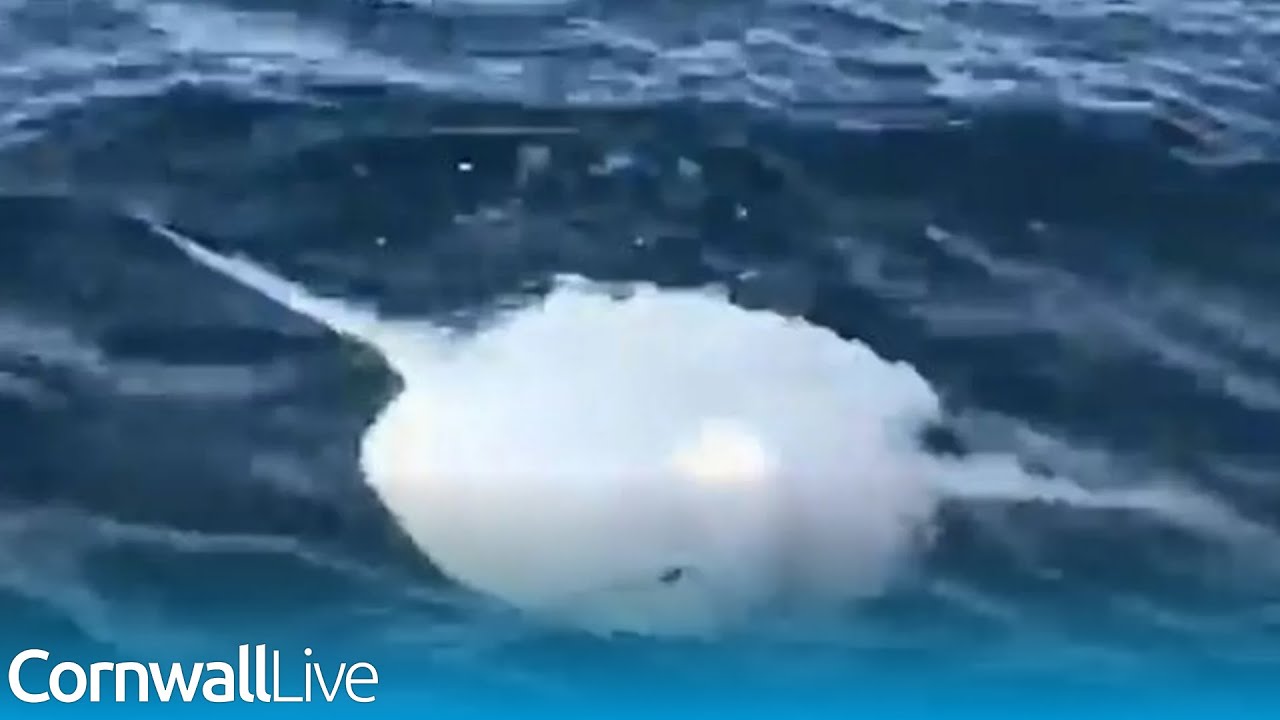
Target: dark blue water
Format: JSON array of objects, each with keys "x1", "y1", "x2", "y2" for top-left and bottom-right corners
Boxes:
[{"x1": 2, "y1": 1, "x2": 1279, "y2": 716}]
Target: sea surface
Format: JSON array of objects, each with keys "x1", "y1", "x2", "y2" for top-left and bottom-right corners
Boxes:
[{"x1": 2, "y1": 0, "x2": 1279, "y2": 717}]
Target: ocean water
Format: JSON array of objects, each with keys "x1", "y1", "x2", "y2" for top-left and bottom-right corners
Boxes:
[{"x1": 2, "y1": 0, "x2": 1279, "y2": 716}]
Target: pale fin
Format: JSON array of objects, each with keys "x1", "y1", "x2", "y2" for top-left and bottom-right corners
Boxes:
[{"x1": 149, "y1": 222, "x2": 419, "y2": 378}]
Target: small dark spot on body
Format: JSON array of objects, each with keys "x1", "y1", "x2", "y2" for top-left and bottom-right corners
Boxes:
[{"x1": 918, "y1": 421, "x2": 968, "y2": 458}]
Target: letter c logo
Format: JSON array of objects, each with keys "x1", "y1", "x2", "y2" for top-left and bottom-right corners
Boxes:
[{"x1": 9, "y1": 649, "x2": 50, "y2": 703}]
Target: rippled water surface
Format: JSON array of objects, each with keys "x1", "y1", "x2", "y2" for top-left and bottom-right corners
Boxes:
[{"x1": 2, "y1": 0, "x2": 1279, "y2": 714}]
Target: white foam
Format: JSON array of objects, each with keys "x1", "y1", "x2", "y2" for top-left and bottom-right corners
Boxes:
[{"x1": 153, "y1": 225, "x2": 1269, "y2": 637}]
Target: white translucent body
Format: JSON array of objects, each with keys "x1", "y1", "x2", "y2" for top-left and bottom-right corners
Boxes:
[{"x1": 153, "y1": 225, "x2": 1262, "y2": 637}]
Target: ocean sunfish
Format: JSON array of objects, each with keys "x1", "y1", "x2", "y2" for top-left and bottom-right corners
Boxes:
[{"x1": 152, "y1": 224, "x2": 952, "y2": 637}]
